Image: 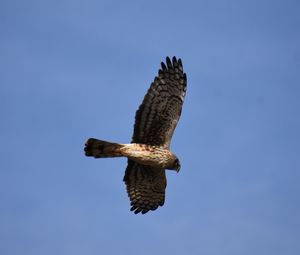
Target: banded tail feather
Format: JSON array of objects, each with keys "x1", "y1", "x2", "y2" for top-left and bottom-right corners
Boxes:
[{"x1": 84, "y1": 138, "x2": 124, "y2": 158}]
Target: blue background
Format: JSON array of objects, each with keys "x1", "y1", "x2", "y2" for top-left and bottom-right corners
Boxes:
[{"x1": 1, "y1": 0, "x2": 300, "y2": 254}]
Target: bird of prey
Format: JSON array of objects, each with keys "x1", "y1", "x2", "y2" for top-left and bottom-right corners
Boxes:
[{"x1": 84, "y1": 56, "x2": 187, "y2": 214}]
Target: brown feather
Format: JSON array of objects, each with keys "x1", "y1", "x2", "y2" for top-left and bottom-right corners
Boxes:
[
  {"x1": 131, "y1": 56, "x2": 187, "y2": 147},
  {"x1": 123, "y1": 56, "x2": 186, "y2": 214},
  {"x1": 123, "y1": 160, "x2": 166, "y2": 214}
]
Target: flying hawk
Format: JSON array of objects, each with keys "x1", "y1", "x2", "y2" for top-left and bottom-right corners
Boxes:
[{"x1": 84, "y1": 56, "x2": 187, "y2": 214}]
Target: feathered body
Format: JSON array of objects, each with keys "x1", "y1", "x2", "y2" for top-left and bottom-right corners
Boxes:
[{"x1": 85, "y1": 56, "x2": 187, "y2": 214}]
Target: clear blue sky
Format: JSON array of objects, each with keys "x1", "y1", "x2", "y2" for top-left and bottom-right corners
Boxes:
[{"x1": 1, "y1": 0, "x2": 300, "y2": 254}]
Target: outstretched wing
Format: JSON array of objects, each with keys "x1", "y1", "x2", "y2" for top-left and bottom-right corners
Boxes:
[
  {"x1": 132, "y1": 56, "x2": 187, "y2": 147},
  {"x1": 124, "y1": 57, "x2": 186, "y2": 214},
  {"x1": 123, "y1": 160, "x2": 166, "y2": 214}
]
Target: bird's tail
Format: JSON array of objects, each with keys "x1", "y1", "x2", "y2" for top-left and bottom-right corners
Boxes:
[{"x1": 84, "y1": 138, "x2": 125, "y2": 158}]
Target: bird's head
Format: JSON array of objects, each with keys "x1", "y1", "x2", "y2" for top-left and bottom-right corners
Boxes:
[{"x1": 168, "y1": 158, "x2": 181, "y2": 172}]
